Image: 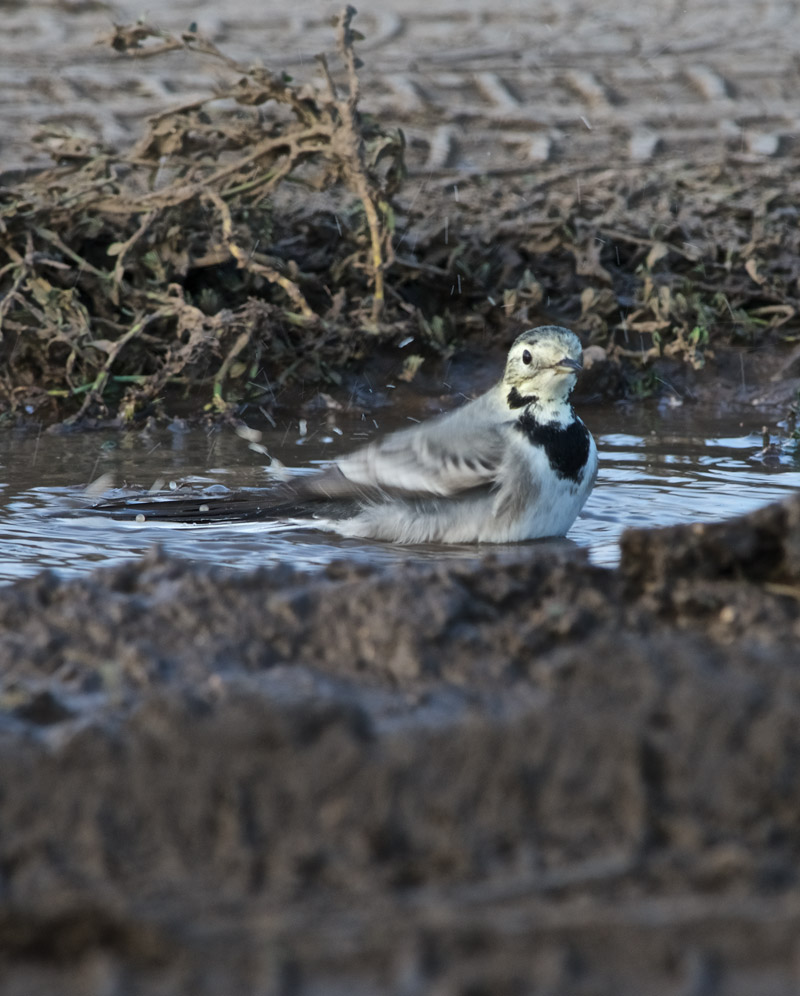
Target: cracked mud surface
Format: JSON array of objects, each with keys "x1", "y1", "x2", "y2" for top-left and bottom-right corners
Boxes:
[{"x1": 2, "y1": 496, "x2": 800, "y2": 994}]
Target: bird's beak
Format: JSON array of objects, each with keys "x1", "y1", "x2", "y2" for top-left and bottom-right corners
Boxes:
[{"x1": 555, "y1": 356, "x2": 582, "y2": 372}]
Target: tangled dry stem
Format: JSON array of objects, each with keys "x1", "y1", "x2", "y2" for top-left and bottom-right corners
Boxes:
[
  {"x1": 318, "y1": 6, "x2": 395, "y2": 322},
  {"x1": 1, "y1": 6, "x2": 799, "y2": 424},
  {"x1": 0, "y1": 6, "x2": 404, "y2": 422}
]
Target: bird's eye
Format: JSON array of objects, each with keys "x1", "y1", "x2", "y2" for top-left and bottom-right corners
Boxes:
[{"x1": 522, "y1": 349, "x2": 532, "y2": 365}]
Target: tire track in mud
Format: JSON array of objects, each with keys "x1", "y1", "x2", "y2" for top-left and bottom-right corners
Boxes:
[{"x1": 2, "y1": 0, "x2": 799, "y2": 174}]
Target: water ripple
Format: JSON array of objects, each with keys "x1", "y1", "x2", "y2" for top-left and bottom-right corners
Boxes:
[{"x1": 1, "y1": 414, "x2": 798, "y2": 581}]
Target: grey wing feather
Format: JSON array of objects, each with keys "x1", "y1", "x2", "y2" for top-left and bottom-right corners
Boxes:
[
  {"x1": 491, "y1": 446, "x2": 539, "y2": 525},
  {"x1": 307, "y1": 393, "x2": 508, "y2": 500}
]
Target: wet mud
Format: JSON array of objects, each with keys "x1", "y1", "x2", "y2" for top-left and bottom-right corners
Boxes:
[
  {"x1": 2, "y1": 1, "x2": 800, "y2": 992},
  {"x1": 2, "y1": 495, "x2": 800, "y2": 994}
]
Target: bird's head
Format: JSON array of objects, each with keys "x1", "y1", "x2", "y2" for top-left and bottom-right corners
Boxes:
[{"x1": 503, "y1": 326, "x2": 583, "y2": 409}]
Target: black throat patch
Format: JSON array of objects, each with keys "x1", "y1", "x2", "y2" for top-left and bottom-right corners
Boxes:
[
  {"x1": 507, "y1": 386, "x2": 539, "y2": 410},
  {"x1": 515, "y1": 409, "x2": 591, "y2": 482}
]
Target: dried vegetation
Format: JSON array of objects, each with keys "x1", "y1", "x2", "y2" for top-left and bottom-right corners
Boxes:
[
  {"x1": 425, "y1": 162, "x2": 800, "y2": 396},
  {"x1": 0, "y1": 7, "x2": 404, "y2": 422},
  {"x1": 1, "y1": 5, "x2": 799, "y2": 423}
]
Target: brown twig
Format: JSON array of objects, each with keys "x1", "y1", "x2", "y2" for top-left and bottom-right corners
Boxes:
[
  {"x1": 0, "y1": 8, "x2": 405, "y2": 421},
  {"x1": 68, "y1": 313, "x2": 158, "y2": 422},
  {"x1": 316, "y1": 5, "x2": 391, "y2": 322},
  {"x1": 202, "y1": 188, "x2": 315, "y2": 318},
  {"x1": 109, "y1": 210, "x2": 157, "y2": 304}
]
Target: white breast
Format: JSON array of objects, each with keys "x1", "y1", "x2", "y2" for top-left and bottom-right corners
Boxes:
[{"x1": 508, "y1": 426, "x2": 597, "y2": 541}]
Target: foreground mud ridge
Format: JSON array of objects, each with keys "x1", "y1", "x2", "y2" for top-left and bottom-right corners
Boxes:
[{"x1": 1, "y1": 495, "x2": 800, "y2": 993}]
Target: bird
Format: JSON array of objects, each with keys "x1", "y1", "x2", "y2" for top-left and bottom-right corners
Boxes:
[{"x1": 92, "y1": 326, "x2": 598, "y2": 544}]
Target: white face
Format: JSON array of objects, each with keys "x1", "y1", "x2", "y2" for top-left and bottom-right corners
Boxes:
[{"x1": 504, "y1": 327, "x2": 582, "y2": 395}]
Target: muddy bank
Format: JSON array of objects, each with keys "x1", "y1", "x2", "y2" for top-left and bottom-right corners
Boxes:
[
  {"x1": 1, "y1": 496, "x2": 800, "y2": 993},
  {"x1": 1, "y1": 4, "x2": 799, "y2": 425}
]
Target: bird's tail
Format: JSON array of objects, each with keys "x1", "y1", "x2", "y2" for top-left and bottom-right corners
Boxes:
[{"x1": 87, "y1": 486, "x2": 311, "y2": 524}]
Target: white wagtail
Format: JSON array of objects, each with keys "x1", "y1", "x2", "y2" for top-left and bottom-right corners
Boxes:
[{"x1": 95, "y1": 326, "x2": 598, "y2": 544}]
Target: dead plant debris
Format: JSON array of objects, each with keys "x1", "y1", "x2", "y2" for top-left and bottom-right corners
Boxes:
[
  {"x1": 0, "y1": 5, "x2": 799, "y2": 424},
  {"x1": 0, "y1": 7, "x2": 404, "y2": 423}
]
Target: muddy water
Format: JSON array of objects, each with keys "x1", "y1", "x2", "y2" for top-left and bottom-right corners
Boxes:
[{"x1": 1, "y1": 406, "x2": 798, "y2": 584}]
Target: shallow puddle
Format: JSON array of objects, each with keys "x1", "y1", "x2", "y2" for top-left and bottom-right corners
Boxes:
[{"x1": 1, "y1": 405, "x2": 798, "y2": 585}]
